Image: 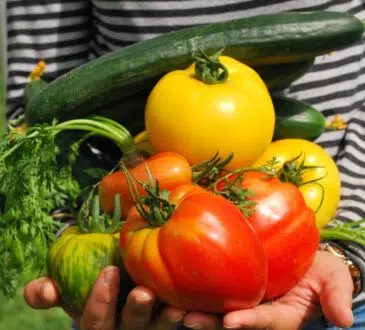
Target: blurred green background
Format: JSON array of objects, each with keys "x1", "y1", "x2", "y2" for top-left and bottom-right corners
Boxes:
[{"x1": 0, "y1": 31, "x2": 72, "y2": 330}]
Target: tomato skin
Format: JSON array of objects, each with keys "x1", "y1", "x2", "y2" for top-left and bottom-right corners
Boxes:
[
  {"x1": 120, "y1": 185, "x2": 268, "y2": 313},
  {"x1": 47, "y1": 227, "x2": 134, "y2": 312},
  {"x1": 99, "y1": 152, "x2": 192, "y2": 217},
  {"x1": 253, "y1": 139, "x2": 341, "y2": 229},
  {"x1": 217, "y1": 171, "x2": 319, "y2": 301},
  {"x1": 145, "y1": 56, "x2": 275, "y2": 169}
]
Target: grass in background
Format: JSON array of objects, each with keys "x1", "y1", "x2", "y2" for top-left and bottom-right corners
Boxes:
[
  {"x1": 0, "y1": 289, "x2": 71, "y2": 330},
  {"x1": 0, "y1": 49, "x2": 72, "y2": 330},
  {"x1": 0, "y1": 52, "x2": 4, "y2": 133},
  {"x1": 0, "y1": 266, "x2": 72, "y2": 330}
]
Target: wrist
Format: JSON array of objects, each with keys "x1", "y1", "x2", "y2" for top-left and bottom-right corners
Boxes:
[{"x1": 319, "y1": 242, "x2": 361, "y2": 296}]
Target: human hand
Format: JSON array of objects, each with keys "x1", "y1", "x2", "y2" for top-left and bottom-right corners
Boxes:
[
  {"x1": 24, "y1": 266, "x2": 186, "y2": 330},
  {"x1": 181, "y1": 250, "x2": 354, "y2": 330},
  {"x1": 24, "y1": 250, "x2": 355, "y2": 330}
]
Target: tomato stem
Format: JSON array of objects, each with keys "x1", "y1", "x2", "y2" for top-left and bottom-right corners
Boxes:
[
  {"x1": 208, "y1": 167, "x2": 268, "y2": 218},
  {"x1": 192, "y1": 152, "x2": 234, "y2": 187},
  {"x1": 76, "y1": 194, "x2": 123, "y2": 234},
  {"x1": 91, "y1": 195, "x2": 102, "y2": 232},
  {"x1": 121, "y1": 162, "x2": 175, "y2": 227},
  {"x1": 76, "y1": 205, "x2": 87, "y2": 233},
  {"x1": 193, "y1": 50, "x2": 229, "y2": 84}
]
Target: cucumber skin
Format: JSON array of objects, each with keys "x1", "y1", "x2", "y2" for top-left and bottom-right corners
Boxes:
[
  {"x1": 24, "y1": 79, "x2": 48, "y2": 105},
  {"x1": 273, "y1": 95, "x2": 326, "y2": 141},
  {"x1": 25, "y1": 11, "x2": 364, "y2": 125},
  {"x1": 256, "y1": 59, "x2": 315, "y2": 91}
]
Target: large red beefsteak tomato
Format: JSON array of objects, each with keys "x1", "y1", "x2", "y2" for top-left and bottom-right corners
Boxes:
[
  {"x1": 119, "y1": 185, "x2": 268, "y2": 313},
  {"x1": 216, "y1": 171, "x2": 320, "y2": 301}
]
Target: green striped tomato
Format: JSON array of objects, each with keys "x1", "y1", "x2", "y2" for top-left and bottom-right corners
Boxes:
[{"x1": 47, "y1": 226, "x2": 124, "y2": 311}]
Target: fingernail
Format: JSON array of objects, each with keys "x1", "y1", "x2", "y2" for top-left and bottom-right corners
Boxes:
[
  {"x1": 40, "y1": 282, "x2": 53, "y2": 301},
  {"x1": 224, "y1": 316, "x2": 242, "y2": 329},
  {"x1": 184, "y1": 323, "x2": 204, "y2": 330},
  {"x1": 103, "y1": 266, "x2": 118, "y2": 285},
  {"x1": 224, "y1": 324, "x2": 240, "y2": 329},
  {"x1": 169, "y1": 316, "x2": 184, "y2": 323},
  {"x1": 134, "y1": 291, "x2": 153, "y2": 305}
]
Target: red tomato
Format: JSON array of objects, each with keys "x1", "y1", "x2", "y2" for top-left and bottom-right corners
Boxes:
[
  {"x1": 99, "y1": 152, "x2": 192, "y2": 218},
  {"x1": 120, "y1": 185, "x2": 267, "y2": 313},
  {"x1": 217, "y1": 171, "x2": 319, "y2": 301}
]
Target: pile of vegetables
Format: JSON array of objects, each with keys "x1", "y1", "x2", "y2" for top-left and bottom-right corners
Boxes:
[{"x1": 1, "y1": 10, "x2": 365, "y2": 314}]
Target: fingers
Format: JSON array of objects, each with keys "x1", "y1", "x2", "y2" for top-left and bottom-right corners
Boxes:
[
  {"x1": 183, "y1": 312, "x2": 221, "y2": 330},
  {"x1": 220, "y1": 252, "x2": 355, "y2": 330},
  {"x1": 223, "y1": 301, "x2": 307, "y2": 330},
  {"x1": 23, "y1": 276, "x2": 81, "y2": 322},
  {"x1": 319, "y1": 255, "x2": 354, "y2": 328},
  {"x1": 223, "y1": 304, "x2": 278, "y2": 330},
  {"x1": 80, "y1": 266, "x2": 121, "y2": 330},
  {"x1": 23, "y1": 277, "x2": 59, "y2": 309},
  {"x1": 151, "y1": 306, "x2": 186, "y2": 330},
  {"x1": 120, "y1": 286, "x2": 156, "y2": 330}
]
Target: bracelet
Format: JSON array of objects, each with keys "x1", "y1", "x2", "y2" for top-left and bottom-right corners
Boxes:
[{"x1": 319, "y1": 242, "x2": 361, "y2": 296}]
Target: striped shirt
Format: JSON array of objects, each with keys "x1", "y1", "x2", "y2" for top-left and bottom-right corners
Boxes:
[{"x1": 4, "y1": 0, "x2": 365, "y2": 306}]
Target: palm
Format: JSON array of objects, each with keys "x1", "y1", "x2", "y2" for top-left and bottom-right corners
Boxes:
[
  {"x1": 264, "y1": 258, "x2": 329, "y2": 327},
  {"x1": 220, "y1": 251, "x2": 354, "y2": 330}
]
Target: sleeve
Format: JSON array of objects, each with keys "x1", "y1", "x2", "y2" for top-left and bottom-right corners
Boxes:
[{"x1": 6, "y1": 0, "x2": 92, "y2": 118}]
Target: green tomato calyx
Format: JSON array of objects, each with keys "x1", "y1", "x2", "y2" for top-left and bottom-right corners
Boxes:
[
  {"x1": 77, "y1": 194, "x2": 122, "y2": 234},
  {"x1": 121, "y1": 162, "x2": 175, "y2": 227},
  {"x1": 192, "y1": 152, "x2": 234, "y2": 187},
  {"x1": 193, "y1": 50, "x2": 229, "y2": 84},
  {"x1": 261, "y1": 153, "x2": 326, "y2": 214}
]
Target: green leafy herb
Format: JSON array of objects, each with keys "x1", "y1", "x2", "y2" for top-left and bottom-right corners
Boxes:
[
  {"x1": 0, "y1": 125, "x2": 80, "y2": 297},
  {"x1": 320, "y1": 218, "x2": 365, "y2": 245},
  {"x1": 0, "y1": 117, "x2": 138, "y2": 298}
]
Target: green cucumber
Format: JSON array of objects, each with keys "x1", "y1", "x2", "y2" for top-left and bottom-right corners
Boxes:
[
  {"x1": 24, "y1": 79, "x2": 48, "y2": 104},
  {"x1": 256, "y1": 59, "x2": 315, "y2": 90},
  {"x1": 273, "y1": 95, "x2": 326, "y2": 141},
  {"x1": 25, "y1": 11, "x2": 364, "y2": 125}
]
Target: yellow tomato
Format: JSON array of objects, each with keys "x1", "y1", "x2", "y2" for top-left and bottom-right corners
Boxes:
[
  {"x1": 253, "y1": 139, "x2": 341, "y2": 229},
  {"x1": 145, "y1": 55, "x2": 275, "y2": 169},
  {"x1": 134, "y1": 130, "x2": 155, "y2": 155}
]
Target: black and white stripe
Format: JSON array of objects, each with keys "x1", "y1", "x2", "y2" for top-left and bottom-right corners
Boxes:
[
  {"x1": 6, "y1": 0, "x2": 92, "y2": 107},
  {"x1": 5, "y1": 0, "x2": 365, "y2": 304}
]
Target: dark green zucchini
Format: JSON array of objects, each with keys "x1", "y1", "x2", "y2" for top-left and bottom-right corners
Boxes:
[
  {"x1": 256, "y1": 59, "x2": 315, "y2": 90},
  {"x1": 25, "y1": 11, "x2": 364, "y2": 125},
  {"x1": 273, "y1": 95, "x2": 326, "y2": 141}
]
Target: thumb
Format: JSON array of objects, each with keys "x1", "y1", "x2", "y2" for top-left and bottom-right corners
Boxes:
[
  {"x1": 80, "y1": 266, "x2": 121, "y2": 330},
  {"x1": 318, "y1": 253, "x2": 354, "y2": 328}
]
